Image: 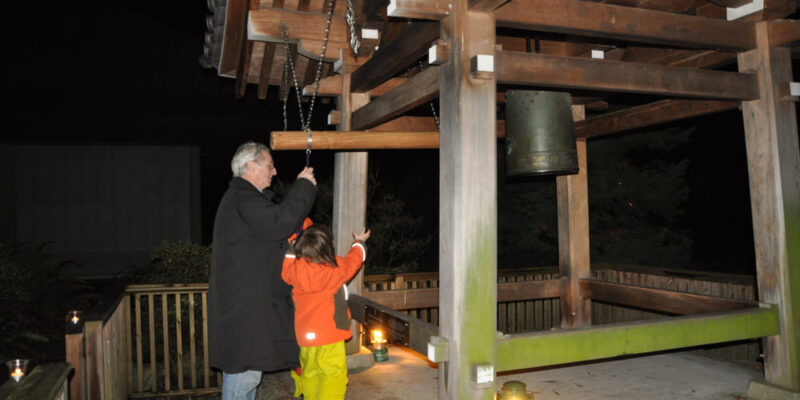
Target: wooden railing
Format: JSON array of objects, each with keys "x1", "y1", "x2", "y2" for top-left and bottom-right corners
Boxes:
[
  {"x1": 125, "y1": 284, "x2": 220, "y2": 398},
  {"x1": 65, "y1": 264, "x2": 761, "y2": 399},
  {"x1": 0, "y1": 363, "x2": 72, "y2": 400}
]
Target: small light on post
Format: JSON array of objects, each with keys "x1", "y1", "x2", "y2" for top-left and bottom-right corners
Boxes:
[
  {"x1": 65, "y1": 310, "x2": 84, "y2": 334},
  {"x1": 370, "y1": 328, "x2": 388, "y2": 362},
  {"x1": 7, "y1": 359, "x2": 29, "y2": 383}
]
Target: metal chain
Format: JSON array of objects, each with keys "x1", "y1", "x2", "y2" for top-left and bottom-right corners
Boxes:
[
  {"x1": 279, "y1": 0, "x2": 336, "y2": 166},
  {"x1": 345, "y1": 0, "x2": 359, "y2": 57},
  {"x1": 418, "y1": 61, "x2": 440, "y2": 130}
]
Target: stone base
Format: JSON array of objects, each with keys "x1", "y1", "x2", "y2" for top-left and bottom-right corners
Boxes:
[
  {"x1": 747, "y1": 380, "x2": 800, "y2": 400},
  {"x1": 346, "y1": 345, "x2": 375, "y2": 373}
]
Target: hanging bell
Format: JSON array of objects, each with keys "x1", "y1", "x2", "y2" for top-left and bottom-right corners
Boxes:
[{"x1": 504, "y1": 90, "x2": 579, "y2": 176}]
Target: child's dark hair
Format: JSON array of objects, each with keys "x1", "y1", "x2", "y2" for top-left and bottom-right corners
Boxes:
[{"x1": 293, "y1": 224, "x2": 338, "y2": 267}]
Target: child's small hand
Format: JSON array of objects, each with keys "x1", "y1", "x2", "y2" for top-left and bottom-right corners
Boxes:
[{"x1": 353, "y1": 228, "x2": 371, "y2": 242}]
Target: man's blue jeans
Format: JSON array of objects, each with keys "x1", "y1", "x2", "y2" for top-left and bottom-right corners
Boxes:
[{"x1": 222, "y1": 370, "x2": 262, "y2": 400}]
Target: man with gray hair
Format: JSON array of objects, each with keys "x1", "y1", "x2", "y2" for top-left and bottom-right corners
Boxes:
[{"x1": 209, "y1": 141, "x2": 317, "y2": 400}]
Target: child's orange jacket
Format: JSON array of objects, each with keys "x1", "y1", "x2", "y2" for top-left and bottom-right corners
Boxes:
[{"x1": 281, "y1": 243, "x2": 366, "y2": 347}]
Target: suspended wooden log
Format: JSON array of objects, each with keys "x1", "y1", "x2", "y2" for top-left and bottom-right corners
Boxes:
[{"x1": 270, "y1": 130, "x2": 440, "y2": 150}]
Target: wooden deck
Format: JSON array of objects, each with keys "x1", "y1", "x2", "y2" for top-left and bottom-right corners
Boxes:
[{"x1": 203, "y1": 346, "x2": 761, "y2": 400}]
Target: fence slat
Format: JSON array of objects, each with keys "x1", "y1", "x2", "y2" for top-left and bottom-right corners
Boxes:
[
  {"x1": 148, "y1": 294, "x2": 157, "y2": 392},
  {"x1": 189, "y1": 292, "x2": 197, "y2": 389},
  {"x1": 162, "y1": 294, "x2": 171, "y2": 392},
  {"x1": 135, "y1": 294, "x2": 144, "y2": 393},
  {"x1": 202, "y1": 292, "x2": 211, "y2": 388},
  {"x1": 175, "y1": 293, "x2": 184, "y2": 390}
]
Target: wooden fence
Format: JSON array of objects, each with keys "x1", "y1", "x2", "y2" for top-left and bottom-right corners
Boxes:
[
  {"x1": 66, "y1": 264, "x2": 761, "y2": 399},
  {"x1": 125, "y1": 284, "x2": 220, "y2": 398}
]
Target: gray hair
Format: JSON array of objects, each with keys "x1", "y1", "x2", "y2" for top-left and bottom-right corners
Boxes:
[{"x1": 231, "y1": 142, "x2": 270, "y2": 177}]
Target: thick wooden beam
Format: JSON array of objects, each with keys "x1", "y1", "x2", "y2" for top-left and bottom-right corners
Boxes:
[
  {"x1": 350, "y1": 21, "x2": 439, "y2": 93},
  {"x1": 348, "y1": 294, "x2": 439, "y2": 356},
  {"x1": 371, "y1": 115, "x2": 438, "y2": 132},
  {"x1": 271, "y1": 130, "x2": 440, "y2": 149},
  {"x1": 334, "y1": 73, "x2": 370, "y2": 355},
  {"x1": 768, "y1": 19, "x2": 800, "y2": 48},
  {"x1": 351, "y1": 66, "x2": 439, "y2": 130},
  {"x1": 738, "y1": 21, "x2": 800, "y2": 390},
  {"x1": 247, "y1": 7, "x2": 348, "y2": 43},
  {"x1": 557, "y1": 106, "x2": 591, "y2": 329},
  {"x1": 256, "y1": 43, "x2": 277, "y2": 99},
  {"x1": 575, "y1": 99, "x2": 740, "y2": 138},
  {"x1": 219, "y1": 0, "x2": 250, "y2": 77},
  {"x1": 497, "y1": 306, "x2": 780, "y2": 372},
  {"x1": 495, "y1": 51, "x2": 759, "y2": 100},
  {"x1": 438, "y1": 2, "x2": 498, "y2": 397},
  {"x1": 582, "y1": 280, "x2": 759, "y2": 315},
  {"x1": 304, "y1": 76, "x2": 408, "y2": 97},
  {"x1": 388, "y1": 0, "x2": 451, "y2": 20},
  {"x1": 494, "y1": 0, "x2": 756, "y2": 51}
]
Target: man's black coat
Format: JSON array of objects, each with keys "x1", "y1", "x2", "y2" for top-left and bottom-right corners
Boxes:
[{"x1": 208, "y1": 177, "x2": 316, "y2": 373}]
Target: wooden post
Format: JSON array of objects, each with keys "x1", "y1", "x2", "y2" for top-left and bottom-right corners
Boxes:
[
  {"x1": 438, "y1": 2, "x2": 497, "y2": 399},
  {"x1": 738, "y1": 21, "x2": 800, "y2": 390},
  {"x1": 65, "y1": 333, "x2": 83, "y2": 400},
  {"x1": 557, "y1": 105, "x2": 591, "y2": 328},
  {"x1": 334, "y1": 72, "x2": 370, "y2": 354},
  {"x1": 83, "y1": 321, "x2": 103, "y2": 400}
]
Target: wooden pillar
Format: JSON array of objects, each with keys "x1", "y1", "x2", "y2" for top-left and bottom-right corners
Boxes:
[
  {"x1": 65, "y1": 333, "x2": 83, "y2": 400},
  {"x1": 334, "y1": 72, "x2": 370, "y2": 354},
  {"x1": 738, "y1": 21, "x2": 800, "y2": 390},
  {"x1": 438, "y1": 3, "x2": 497, "y2": 399},
  {"x1": 556, "y1": 105, "x2": 591, "y2": 328}
]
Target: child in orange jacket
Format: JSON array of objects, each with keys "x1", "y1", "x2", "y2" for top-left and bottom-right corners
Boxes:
[{"x1": 281, "y1": 224, "x2": 370, "y2": 400}]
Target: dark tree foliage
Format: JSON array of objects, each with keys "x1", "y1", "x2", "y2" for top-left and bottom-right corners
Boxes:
[
  {"x1": 0, "y1": 243, "x2": 96, "y2": 369},
  {"x1": 277, "y1": 171, "x2": 432, "y2": 274},
  {"x1": 588, "y1": 127, "x2": 694, "y2": 268},
  {"x1": 498, "y1": 126, "x2": 694, "y2": 269}
]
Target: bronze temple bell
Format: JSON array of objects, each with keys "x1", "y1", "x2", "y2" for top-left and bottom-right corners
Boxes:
[{"x1": 504, "y1": 90, "x2": 579, "y2": 176}]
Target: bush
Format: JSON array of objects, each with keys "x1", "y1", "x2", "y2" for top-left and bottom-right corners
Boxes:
[
  {"x1": 136, "y1": 241, "x2": 211, "y2": 284},
  {"x1": 0, "y1": 242, "x2": 96, "y2": 368}
]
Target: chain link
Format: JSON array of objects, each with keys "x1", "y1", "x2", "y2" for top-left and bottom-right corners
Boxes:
[
  {"x1": 279, "y1": 0, "x2": 337, "y2": 165},
  {"x1": 418, "y1": 61, "x2": 440, "y2": 130},
  {"x1": 345, "y1": 0, "x2": 359, "y2": 57}
]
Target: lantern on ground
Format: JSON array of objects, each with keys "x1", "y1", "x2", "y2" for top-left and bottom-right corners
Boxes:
[
  {"x1": 7, "y1": 359, "x2": 29, "y2": 383},
  {"x1": 497, "y1": 380, "x2": 535, "y2": 400},
  {"x1": 370, "y1": 328, "x2": 388, "y2": 362}
]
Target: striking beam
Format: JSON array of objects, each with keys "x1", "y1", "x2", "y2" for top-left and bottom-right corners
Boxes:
[
  {"x1": 497, "y1": 306, "x2": 780, "y2": 372},
  {"x1": 351, "y1": 66, "x2": 440, "y2": 130},
  {"x1": 574, "y1": 99, "x2": 740, "y2": 138},
  {"x1": 581, "y1": 280, "x2": 759, "y2": 315},
  {"x1": 247, "y1": 7, "x2": 348, "y2": 43},
  {"x1": 495, "y1": 51, "x2": 759, "y2": 100},
  {"x1": 350, "y1": 21, "x2": 439, "y2": 93},
  {"x1": 270, "y1": 130, "x2": 440, "y2": 149},
  {"x1": 494, "y1": 0, "x2": 756, "y2": 51}
]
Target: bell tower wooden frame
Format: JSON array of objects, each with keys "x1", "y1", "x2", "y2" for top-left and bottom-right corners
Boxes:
[{"x1": 208, "y1": 0, "x2": 800, "y2": 397}]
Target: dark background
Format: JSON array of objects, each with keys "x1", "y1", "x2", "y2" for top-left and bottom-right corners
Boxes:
[{"x1": 0, "y1": 0, "x2": 764, "y2": 275}]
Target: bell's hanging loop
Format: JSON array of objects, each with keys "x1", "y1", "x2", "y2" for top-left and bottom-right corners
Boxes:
[{"x1": 505, "y1": 90, "x2": 579, "y2": 176}]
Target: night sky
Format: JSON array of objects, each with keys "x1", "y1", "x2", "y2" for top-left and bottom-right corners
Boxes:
[{"x1": 0, "y1": 1, "x2": 768, "y2": 275}]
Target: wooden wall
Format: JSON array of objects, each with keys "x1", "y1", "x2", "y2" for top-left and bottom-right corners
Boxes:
[{"x1": 8, "y1": 145, "x2": 201, "y2": 276}]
